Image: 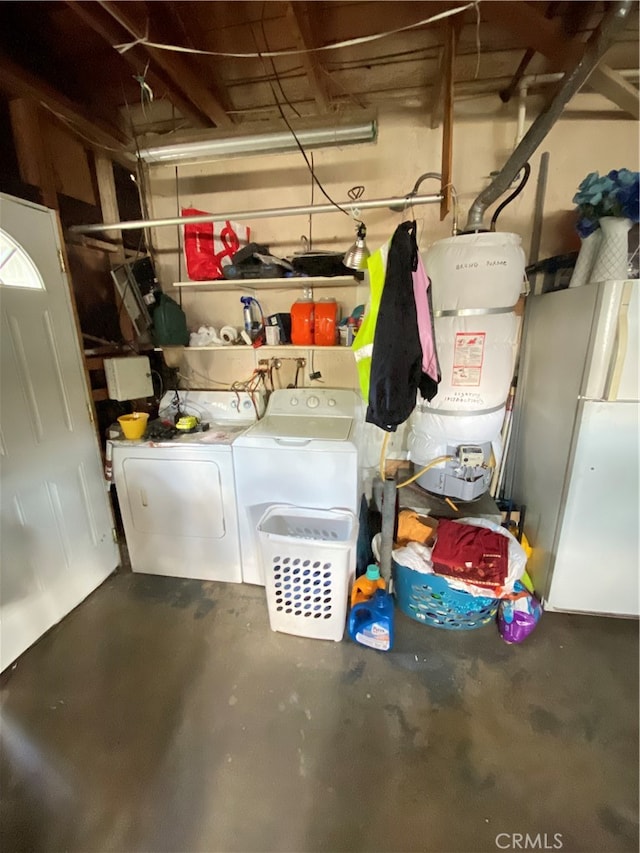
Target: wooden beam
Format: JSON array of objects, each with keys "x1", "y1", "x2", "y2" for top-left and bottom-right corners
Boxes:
[
  {"x1": 481, "y1": 1, "x2": 583, "y2": 65},
  {"x1": 9, "y1": 99, "x2": 59, "y2": 209},
  {"x1": 94, "y1": 153, "x2": 125, "y2": 263},
  {"x1": 66, "y1": 1, "x2": 210, "y2": 129},
  {"x1": 440, "y1": 20, "x2": 455, "y2": 222},
  {"x1": 157, "y1": 3, "x2": 234, "y2": 120},
  {"x1": 589, "y1": 65, "x2": 639, "y2": 119},
  {"x1": 429, "y1": 15, "x2": 464, "y2": 130},
  {"x1": 285, "y1": 2, "x2": 331, "y2": 113},
  {"x1": 98, "y1": 0, "x2": 232, "y2": 128},
  {"x1": 483, "y1": 1, "x2": 638, "y2": 117},
  {"x1": 94, "y1": 152, "x2": 135, "y2": 344},
  {"x1": 0, "y1": 50, "x2": 129, "y2": 153},
  {"x1": 499, "y1": 1, "x2": 562, "y2": 103}
]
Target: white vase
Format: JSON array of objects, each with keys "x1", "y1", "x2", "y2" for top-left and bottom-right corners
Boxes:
[
  {"x1": 569, "y1": 229, "x2": 602, "y2": 288},
  {"x1": 591, "y1": 216, "x2": 632, "y2": 282}
]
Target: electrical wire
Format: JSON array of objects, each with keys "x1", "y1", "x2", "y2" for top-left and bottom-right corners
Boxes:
[
  {"x1": 113, "y1": 3, "x2": 479, "y2": 59},
  {"x1": 259, "y1": 8, "x2": 301, "y2": 119},
  {"x1": 490, "y1": 162, "x2": 531, "y2": 231},
  {"x1": 150, "y1": 368, "x2": 164, "y2": 401},
  {"x1": 252, "y1": 7, "x2": 352, "y2": 221}
]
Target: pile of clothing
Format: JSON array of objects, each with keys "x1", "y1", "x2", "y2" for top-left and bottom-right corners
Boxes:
[
  {"x1": 390, "y1": 512, "x2": 541, "y2": 643},
  {"x1": 391, "y1": 511, "x2": 525, "y2": 599}
]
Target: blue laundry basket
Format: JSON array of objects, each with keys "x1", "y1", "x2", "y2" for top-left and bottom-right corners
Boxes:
[{"x1": 393, "y1": 560, "x2": 499, "y2": 631}]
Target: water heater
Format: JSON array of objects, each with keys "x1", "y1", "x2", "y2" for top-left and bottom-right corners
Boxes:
[{"x1": 409, "y1": 232, "x2": 525, "y2": 500}]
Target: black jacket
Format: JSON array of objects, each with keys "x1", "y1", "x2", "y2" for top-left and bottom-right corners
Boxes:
[{"x1": 366, "y1": 220, "x2": 437, "y2": 431}]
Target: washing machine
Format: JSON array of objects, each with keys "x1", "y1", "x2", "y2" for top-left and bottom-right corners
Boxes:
[
  {"x1": 233, "y1": 388, "x2": 363, "y2": 585},
  {"x1": 111, "y1": 390, "x2": 264, "y2": 583}
]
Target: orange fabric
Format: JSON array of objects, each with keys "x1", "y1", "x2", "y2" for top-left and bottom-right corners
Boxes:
[{"x1": 395, "y1": 510, "x2": 437, "y2": 547}]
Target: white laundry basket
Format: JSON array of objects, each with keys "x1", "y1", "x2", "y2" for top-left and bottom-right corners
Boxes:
[{"x1": 257, "y1": 505, "x2": 358, "y2": 642}]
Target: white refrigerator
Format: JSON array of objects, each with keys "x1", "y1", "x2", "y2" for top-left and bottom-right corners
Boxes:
[{"x1": 509, "y1": 279, "x2": 639, "y2": 617}]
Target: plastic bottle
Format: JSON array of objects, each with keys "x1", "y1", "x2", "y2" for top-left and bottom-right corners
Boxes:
[
  {"x1": 290, "y1": 288, "x2": 314, "y2": 346},
  {"x1": 240, "y1": 296, "x2": 262, "y2": 340},
  {"x1": 350, "y1": 564, "x2": 386, "y2": 607},
  {"x1": 348, "y1": 589, "x2": 395, "y2": 651},
  {"x1": 314, "y1": 297, "x2": 338, "y2": 346}
]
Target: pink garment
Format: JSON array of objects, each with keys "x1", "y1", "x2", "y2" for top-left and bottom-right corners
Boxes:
[{"x1": 412, "y1": 254, "x2": 440, "y2": 391}]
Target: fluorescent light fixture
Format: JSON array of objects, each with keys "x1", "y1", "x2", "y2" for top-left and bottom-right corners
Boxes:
[{"x1": 138, "y1": 121, "x2": 377, "y2": 164}]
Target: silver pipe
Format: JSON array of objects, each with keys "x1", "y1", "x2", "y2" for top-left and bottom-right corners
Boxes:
[
  {"x1": 70, "y1": 193, "x2": 442, "y2": 235},
  {"x1": 465, "y1": 0, "x2": 634, "y2": 232}
]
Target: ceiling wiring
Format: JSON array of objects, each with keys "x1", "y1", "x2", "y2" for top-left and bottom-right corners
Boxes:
[
  {"x1": 249, "y1": 3, "x2": 355, "y2": 222},
  {"x1": 113, "y1": 3, "x2": 479, "y2": 59},
  {"x1": 258, "y1": 12, "x2": 302, "y2": 119}
]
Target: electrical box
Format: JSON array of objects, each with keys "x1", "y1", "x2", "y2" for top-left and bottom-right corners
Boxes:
[{"x1": 104, "y1": 356, "x2": 153, "y2": 401}]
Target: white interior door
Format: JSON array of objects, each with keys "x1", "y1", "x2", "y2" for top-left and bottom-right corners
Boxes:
[{"x1": 0, "y1": 193, "x2": 119, "y2": 671}]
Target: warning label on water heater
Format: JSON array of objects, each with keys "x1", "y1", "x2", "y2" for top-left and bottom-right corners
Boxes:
[{"x1": 452, "y1": 332, "x2": 485, "y2": 386}]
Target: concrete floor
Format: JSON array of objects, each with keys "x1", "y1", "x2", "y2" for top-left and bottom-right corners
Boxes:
[{"x1": 1, "y1": 569, "x2": 638, "y2": 853}]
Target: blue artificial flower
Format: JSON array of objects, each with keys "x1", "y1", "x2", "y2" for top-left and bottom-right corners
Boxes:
[
  {"x1": 609, "y1": 168, "x2": 637, "y2": 187},
  {"x1": 576, "y1": 216, "x2": 599, "y2": 238},
  {"x1": 573, "y1": 169, "x2": 640, "y2": 234},
  {"x1": 613, "y1": 177, "x2": 640, "y2": 222}
]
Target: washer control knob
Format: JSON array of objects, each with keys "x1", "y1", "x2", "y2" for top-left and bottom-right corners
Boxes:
[
  {"x1": 328, "y1": 398, "x2": 336, "y2": 407},
  {"x1": 290, "y1": 397, "x2": 299, "y2": 406},
  {"x1": 242, "y1": 400, "x2": 252, "y2": 409},
  {"x1": 306, "y1": 395, "x2": 320, "y2": 409}
]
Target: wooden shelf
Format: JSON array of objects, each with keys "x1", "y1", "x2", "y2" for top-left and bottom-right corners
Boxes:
[
  {"x1": 156, "y1": 345, "x2": 354, "y2": 352},
  {"x1": 172, "y1": 275, "x2": 361, "y2": 291}
]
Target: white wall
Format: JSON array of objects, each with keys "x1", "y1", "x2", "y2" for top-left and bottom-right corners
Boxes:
[{"x1": 146, "y1": 99, "x2": 638, "y2": 395}]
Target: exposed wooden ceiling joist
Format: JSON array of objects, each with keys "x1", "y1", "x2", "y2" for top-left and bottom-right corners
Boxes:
[
  {"x1": 481, "y1": 1, "x2": 584, "y2": 65},
  {"x1": 285, "y1": 2, "x2": 331, "y2": 113},
  {"x1": 589, "y1": 64, "x2": 640, "y2": 119},
  {"x1": 97, "y1": 0, "x2": 232, "y2": 128},
  {"x1": 151, "y1": 2, "x2": 235, "y2": 120},
  {"x1": 483, "y1": 0, "x2": 639, "y2": 117},
  {"x1": 0, "y1": 49, "x2": 130, "y2": 155},
  {"x1": 66, "y1": 1, "x2": 210, "y2": 129}
]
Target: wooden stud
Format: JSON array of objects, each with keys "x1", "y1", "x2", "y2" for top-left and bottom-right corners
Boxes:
[
  {"x1": 9, "y1": 99, "x2": 58, "y2": 209},
  {"x1": 94, "y1": 153, "x2": 125, "y2": 263},
  {"x1": 94, "y1": 152, "x2": 136, "y2": 344},
  {"x1": 440, "y1": 21, "x2": 455, "y2": 222},
  {"x1": 429, "y1": 15, "x2": 463, "y2": 130}
]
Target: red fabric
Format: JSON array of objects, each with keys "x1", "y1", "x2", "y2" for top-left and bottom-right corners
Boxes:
[
  {"x1": 182, "y1": 207, "x2": 250, "y2": 281},
  {"x1": 431, "y1": 520, "x2": 508, "y2": 588}
]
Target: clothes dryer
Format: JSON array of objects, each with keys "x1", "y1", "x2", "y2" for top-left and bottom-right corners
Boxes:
[{"x1": 111, "y1": 391, "x2": 264, "y2": 582}]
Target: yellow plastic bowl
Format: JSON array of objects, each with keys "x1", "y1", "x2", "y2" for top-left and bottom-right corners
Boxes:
[{"x1": 118, "y1": 412, "x2": 149, "y2": 440}]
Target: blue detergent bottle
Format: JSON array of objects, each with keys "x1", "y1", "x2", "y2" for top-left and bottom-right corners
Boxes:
[{"x1": 348, "y1": 589, "x2": 395, "y2": 651}]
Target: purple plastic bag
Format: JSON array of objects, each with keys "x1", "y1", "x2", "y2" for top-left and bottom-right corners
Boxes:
[{"x1": 498, "y1": 582, "x2": 542, "y2": 644}]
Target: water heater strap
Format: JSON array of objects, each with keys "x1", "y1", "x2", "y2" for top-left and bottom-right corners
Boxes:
[
  {"x1": 418, "y1": 403, "x2": 505, "y2": 417},
  {"x1": 433, "y1": 306, "x2": 514, "y2": 317}
]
